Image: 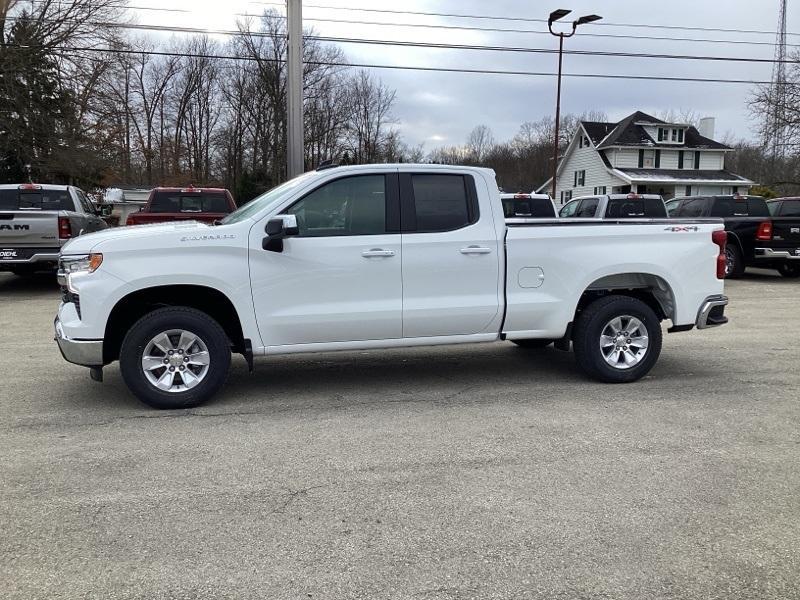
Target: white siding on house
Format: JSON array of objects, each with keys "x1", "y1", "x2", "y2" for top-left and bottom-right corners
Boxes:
[
  {"x1": 699, "y1": 152, "x2": 724, "y2": 170},
  {"x1": 554, "y1": 129, "x2": 624, "y2": 203},
  {"x1": 614, "y1": 149, "x2": 640, "y2": 168}
]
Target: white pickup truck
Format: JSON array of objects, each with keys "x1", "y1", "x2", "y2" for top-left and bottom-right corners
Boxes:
[{"x1": 54, "y1": 164, "x2": 729, "y2": 409}]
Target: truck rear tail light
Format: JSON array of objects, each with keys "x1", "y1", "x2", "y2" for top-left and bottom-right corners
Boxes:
[
  {"x1": 58, "y1": 216, "x2": 72, "y2": 239},
  {"x1": 627, "y1": 193, "x2": 641, "y2": 199},
  {"x1": 18, "y1": 183, "x2": 42, "y2": 190},
  {"x1": 712, "y1": 229, "x2": 727, "y2": 280},
  {"x1": 756, "y1": 220, "x2": 773, "y2": 241}
]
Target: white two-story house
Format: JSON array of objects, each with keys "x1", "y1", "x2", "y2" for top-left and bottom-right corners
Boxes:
[{"x1": 538, "y1": 111, "x2": 754, "y2": 203}]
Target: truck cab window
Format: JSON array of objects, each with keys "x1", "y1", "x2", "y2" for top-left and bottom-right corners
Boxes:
[
  {"x1": 575, "y1": 198, "x2": 599, "y2": 218},
  {"x1": 287, "y1": 175, "x2": 386, "y2": 237},
  {"x1": 678, "y1": 198, "x2": 707, "y2": 218},
  {"x1": 559, "y1": 199, "x2": 579, "y2": 218},
  {"x1": 410, "y1": 174, "x2": 473, "y2": 232}
]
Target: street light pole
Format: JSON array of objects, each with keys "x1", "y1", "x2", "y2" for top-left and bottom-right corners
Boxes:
[{"x1": 548, "y1": 10, "x2": 602, "y2": 201}]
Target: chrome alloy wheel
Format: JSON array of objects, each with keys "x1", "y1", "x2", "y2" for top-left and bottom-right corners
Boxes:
[
  {"x1": 599, "y1": 315, "x2": 649, "y2": 370},
  {"x1": 141, "y1": 329, "x2": 210, "y2": 392}
]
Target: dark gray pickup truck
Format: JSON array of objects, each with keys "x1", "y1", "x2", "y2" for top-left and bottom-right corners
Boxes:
[
  {"x1": 666, "y1": 194, "x2": 800, "y2": 278},
  {"x1": 0, "y1": 184, "x2": 108, "y2": 276}
]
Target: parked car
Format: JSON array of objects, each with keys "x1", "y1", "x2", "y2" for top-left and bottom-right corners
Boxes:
[
  {"x1": 666, "y1": 194, "x2": 800, "y2": 278},
  {"x1": 500, "y1": 193, "x2": 556, "y2": 219},
  {"x1": 125, "y1": 187, "x2": 236, "y2": 226},
  {"x1": 559, "y1": 194, "x2": 668, "y2": 219},
  {"x1": 54, "y1": 164, "x2": 728, "y2": 409},
  {"x1": 0, "y1": 183, "x2": 108, "y2": 276}
]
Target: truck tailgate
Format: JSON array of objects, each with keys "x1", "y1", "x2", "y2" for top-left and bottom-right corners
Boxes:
[
  {"x1": 0, "y1": 211, "x2": 60, "y2": 247},
  {"x1": 771, "y1": 218, "x2": 800, "y2": 247}
]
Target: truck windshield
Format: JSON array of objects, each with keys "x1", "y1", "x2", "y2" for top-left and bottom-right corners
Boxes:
[
  {"x1": 219, "y1": 172, "x2": 319, "y2": 225},
  {"x1": 0, "y1": 189, "x2": 72, "y2": 210},
  {"x1": 606, "y1": 198, "x2": 666, "y2": 218},
  {"x1": 149, "y1": 192, "x2": 230, "y2": 213}
]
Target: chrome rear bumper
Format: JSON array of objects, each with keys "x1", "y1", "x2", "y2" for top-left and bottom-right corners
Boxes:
[
  {"x1": 696, "y1": 295, "x2": 729, "y2": 330},
  {"x1": 754, "y1": 247, "x2": 800, "y2": 260}
]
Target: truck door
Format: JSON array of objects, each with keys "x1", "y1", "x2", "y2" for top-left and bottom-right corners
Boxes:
[
  {"x1": 249, "y1": 172, "x2": 403, "y2": 347},
  {"x1": 399, "y1": 172, "x2": 501, "y2": 338}
]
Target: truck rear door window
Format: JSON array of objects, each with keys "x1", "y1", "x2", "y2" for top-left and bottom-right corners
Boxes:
[
  {"x1": 606, "y1": 198, "x2": 666, "y2": 218},
  {"x1": 711, "y1": 197, "x2": 768, "y2": 217},
  {"x1": 575, "y1": 198, "x2": 599, "y2": 218},
  {"x1": 410, "y1": 174, "x2": 473, "y2": 232},
  {"x1": 678, "y1": 198, "x2": 708, "y2": 218},
  {"x1": 778, "y1": 200, "x2": 800, "y2": 216}
]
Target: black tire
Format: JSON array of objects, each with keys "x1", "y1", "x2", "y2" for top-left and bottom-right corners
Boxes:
[
  {"x1": 725, "y1": 244, "x2": 745, "y2": 278},
  {"x1": 512, "y1": 338, "x2": 554, "y2": 349},
  {"x1": 119, "y1": 306, "x2": 231, "y2": 409},
  {"x1": 573, "y1": 295, "x2": 662, "y2": 383},
  {"x1": 777, "y1": 262, "x2": 800, "y2": 278}
]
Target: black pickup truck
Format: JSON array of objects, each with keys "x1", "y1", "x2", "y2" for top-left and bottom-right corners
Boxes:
[{"x1": 666, "y1": 194, "x2": 800, "y2": 278}]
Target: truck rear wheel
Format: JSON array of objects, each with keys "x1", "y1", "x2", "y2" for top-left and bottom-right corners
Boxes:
[
  {"x1": 725, "y1": 245, "x2": 745, "y2": 278},
  {"x1": 572, "y1": 295, "x2": 662, "y2": 383},
  {"x1": 777, "y1": 262, "x2": 800, "y2": 278},
  {"x1": 119, "y1": 307, "x2": 231, "y2": 409}
]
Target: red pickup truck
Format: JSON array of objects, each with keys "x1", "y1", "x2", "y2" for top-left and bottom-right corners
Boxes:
[{"x1": 125, "y1": 187, "x2": 237, "y2": 226}]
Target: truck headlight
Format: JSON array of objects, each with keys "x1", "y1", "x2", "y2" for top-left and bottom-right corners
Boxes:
[
  {"x1": 60, "y1": 253, "x2": 104, "y2": 275},
  {"x1": 58, "y1": 254, "x2": 103, "y2": 293}
]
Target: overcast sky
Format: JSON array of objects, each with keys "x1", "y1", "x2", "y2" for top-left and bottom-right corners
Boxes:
[{"x1": 137, "y1": 0, "x2": 798, "y2": 151}]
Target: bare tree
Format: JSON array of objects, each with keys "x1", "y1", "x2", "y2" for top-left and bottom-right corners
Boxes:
[
  {"x1": 466, "y1": 125, "x2": 495, "y2": 163},
  {"x1": 343, "y1": 69, "x2": 396, "y2": 163}
]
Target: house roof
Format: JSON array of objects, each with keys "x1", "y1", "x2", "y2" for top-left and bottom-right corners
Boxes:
[
  {"x1": 614, "y1": 168, "x2": 754, "y2": 185},
  {"x1": 581, "y1": 111, "x2": 730, "y2": 150}
]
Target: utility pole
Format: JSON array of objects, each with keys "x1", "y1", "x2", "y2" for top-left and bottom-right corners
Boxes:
[
  {"x1": 547, "y1": 10, "x2": 602, "y2": 201},
  {"x1": 286, "y1": 0, "x2": 304, "y2": 178}
]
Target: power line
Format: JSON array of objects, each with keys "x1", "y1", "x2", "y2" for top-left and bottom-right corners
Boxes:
[
  {"x1": 14, "y1": 5, "x2": 800, "y2": 49},
  {"x1": 1, "y1": 42, "x2": 786, "y2": 86},
  {"x1": 245, "y1": 1, "x2": 800, "y2": 38},
  {"x1": 7, "y1": 15, "x2": 799, "y2": 65}
]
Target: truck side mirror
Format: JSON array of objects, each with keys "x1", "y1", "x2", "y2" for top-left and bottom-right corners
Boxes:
[
  {"x1": 262, "y1": 214, "x2": 299, "y2": 252},
  {"x1": 100, "y1": 205, "x2": 113, "y2": 217}
]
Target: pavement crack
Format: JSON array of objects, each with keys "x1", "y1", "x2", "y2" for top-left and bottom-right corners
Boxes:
[{"x1": 271, "y1": 484, "x2": 328, "y2": 514}]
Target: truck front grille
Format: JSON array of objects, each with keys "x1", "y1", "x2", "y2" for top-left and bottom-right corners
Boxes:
[{"x1": 61, "y1": 287, "x2": 81, "y2": 319}]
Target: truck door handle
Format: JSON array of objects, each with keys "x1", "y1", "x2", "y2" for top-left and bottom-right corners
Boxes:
[
  {"x1": 362, "y1": 249, "x2": 396, "y2": 258},
  {"x1": 460, "y1": 246, "x2": 492, "y2": 254}
]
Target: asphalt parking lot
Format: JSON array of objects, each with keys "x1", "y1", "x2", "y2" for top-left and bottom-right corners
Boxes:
[{"x1": 1, "y1": 271, "x2": 798, "y2": 600}]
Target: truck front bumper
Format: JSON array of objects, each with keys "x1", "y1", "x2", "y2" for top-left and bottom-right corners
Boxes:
[
  {"x1": 54, "y1": 316, "x2": 104, "y2": 367},
  {"x1": 754, "y1": 247, "x2": 800, "y2": 260},
  {"x1": 695, "y1": 295, "x2": 729, "y2": 330}
]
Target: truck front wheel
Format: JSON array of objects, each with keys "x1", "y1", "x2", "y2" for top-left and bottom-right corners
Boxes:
[
  {"x1": 572, "y1": 295, "x2": 662, "y2": 383},
  {"x1": 119, "y1": 307, "x2": 231, "y2": 409}
]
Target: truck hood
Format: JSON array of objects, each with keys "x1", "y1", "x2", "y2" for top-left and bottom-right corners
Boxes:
[{"x1": 60, "y1": 221, "x2": 210, "y2": 254}]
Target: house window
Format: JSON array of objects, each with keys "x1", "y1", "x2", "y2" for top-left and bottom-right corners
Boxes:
[
  {"x1": 574, "y1": 170, "x2": 585, "y2": 187},
  {"x1": 560, "y1": 190, "x2": 573, "y2": 203},
  {"x1": 678, "y1": 150, "x2": 684, "y2": 169},
  {"x1": 641, "y1": 150, "x2": 656, "y2": 168},
  {"x1": 658, "y1": 127, "x2": 685, "y2": 144},
  {"x1": 694, "y1": 151, "x2": 701, "y2": 169},
  {"x1": 685, "y1": 185, "x2": 692, "y2": 196},
  {"x1": 593, "y1": 186, "x2": 607, "y2": 195}
]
